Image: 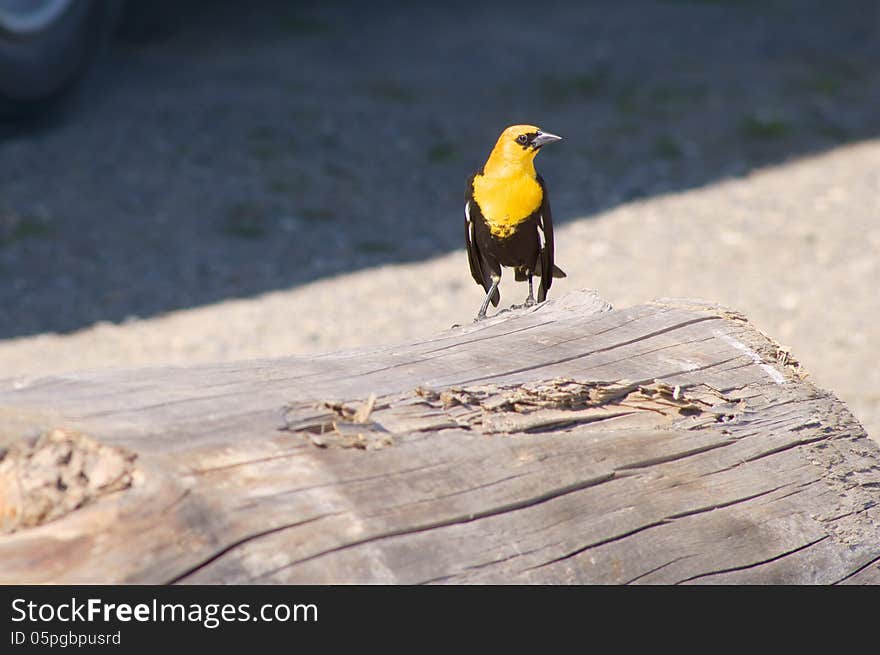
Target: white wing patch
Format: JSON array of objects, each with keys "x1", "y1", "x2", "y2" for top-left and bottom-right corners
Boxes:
[{"x1": 537, "y1": 213, "x2": 546, "y2": 250}]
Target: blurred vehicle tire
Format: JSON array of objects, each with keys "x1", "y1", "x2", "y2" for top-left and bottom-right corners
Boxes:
[{"x1": 0, "y1": 0, "x2": 123, "y2": 117}]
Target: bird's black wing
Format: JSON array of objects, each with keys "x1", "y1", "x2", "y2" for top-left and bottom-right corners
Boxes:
[
  {"x1": 536, "y1": 173, "x2": 556, "y2": 302},
  {"x1": 465, "y1": 174, "x2": 499, "y2": 305},
  {"x1": 464, "y1": 173, "x2": 501, "y2": 307}
]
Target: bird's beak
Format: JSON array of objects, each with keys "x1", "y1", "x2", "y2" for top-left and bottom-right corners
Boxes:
[{"x1": 532, "y1": 131, "x2": 562, "y2": 148}]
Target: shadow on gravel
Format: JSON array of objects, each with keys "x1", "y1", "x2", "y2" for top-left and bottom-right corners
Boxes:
[{"x1": 2, "y1": 0, "x2": 879, "y2": 338}]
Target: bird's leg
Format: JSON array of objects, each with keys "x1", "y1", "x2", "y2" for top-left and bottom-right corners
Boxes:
[
  {"x1": 476, "y1": 278, "x2": 500, "y2": 321},
  {"x1": 524, "y1": 276, "x2": 536, "y2": 307}
]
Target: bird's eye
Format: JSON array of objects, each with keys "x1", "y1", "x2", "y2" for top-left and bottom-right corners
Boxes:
[{"x1": 516, "y1": 134, "x2": 528, "y2": 145}]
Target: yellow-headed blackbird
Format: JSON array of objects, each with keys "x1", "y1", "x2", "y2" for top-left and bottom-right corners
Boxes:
[{"x1": 465, "y1": 125, "x2": 566, "y2": 319}]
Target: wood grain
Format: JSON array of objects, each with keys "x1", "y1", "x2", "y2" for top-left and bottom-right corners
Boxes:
[{"x1": 0, "y1": 290, "x2": 877, "y2": 584}]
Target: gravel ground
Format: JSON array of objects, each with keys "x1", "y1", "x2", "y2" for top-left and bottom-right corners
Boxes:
[{"x1": 1, "y1": 0, "x2": 878, "y2": 440}]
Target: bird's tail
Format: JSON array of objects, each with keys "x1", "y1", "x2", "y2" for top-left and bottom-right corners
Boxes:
[
  {"x1": 537, "y1": 266, "x2": 566, "y2": 303},
  {"x1": 534, "y1": 260, "x2": 567, "y2": 279}
]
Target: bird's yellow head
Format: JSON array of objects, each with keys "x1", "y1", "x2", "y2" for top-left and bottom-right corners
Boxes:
[{"x1": 483, "y1": 124, "x2": 562, "y2": 177}]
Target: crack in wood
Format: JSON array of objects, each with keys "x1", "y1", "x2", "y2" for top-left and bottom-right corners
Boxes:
[
  {"x1": 418, "y1": 321, "x2": 558, "y2": 357},
  {"x1": 523, "y1": 483, "x2": 788, "y2": 575},
  {"x1": 247, "y1": 471, "x2": 620, "y2": 583},
  {"x1": 235, "y1": 459, "x2": 456, "y2": 509},
  {"x1": 313, "y1": 295, "x2": 611, "y2": 384},
  {"x1": 623, "y1": 555, "x2": 694, "y2": 584},
  {"x1": 675, "y1": 536, "x2": 830, "y2": 584},
  {"x1": 369, "y1": 471, "x2": 532, "y2": 515},
  {"x1": 167, "y1": 512, "x2": 342, "y2": 585},
  {"x1": 457, "y1": 316, "x2": 724, "y2": 385},
  {"x1": 189, "y1": 448, "x2": 310, "y2": 476},
  {"x1": 522, "y1": 519, "x2": 673, "y2": 574},
  {"x1": 80, "y1": 388, "x2": 277, "y2": 419},
  {"x1": 647, "y1": 356, "x2": 746, "y2": 385},
  {"x1": 664, "y1": 484, "x2": 792, "y2": 520},
  {"x1": 616, "y1": 438, "x2": 737, "y2": 470},
  {"x1": 526, "y1": 307, "x2": 668, "y2": 352},
  {"x1": 418, "y1": 545, "x2": 545, "y2": 584},
  {"x1": 575, "y1": 333, "x2": 722, "y2": 374},
  {"x1": 743, "y1": 434, "x2": 831, "y2": 463},
  {"x1": 833, "y1": 553, "x2": 880, "y2": 584}
]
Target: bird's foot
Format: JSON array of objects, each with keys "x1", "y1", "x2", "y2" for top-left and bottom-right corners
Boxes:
[{"x1": 509, "y1": 297, "x2": 535, "y2": 311}]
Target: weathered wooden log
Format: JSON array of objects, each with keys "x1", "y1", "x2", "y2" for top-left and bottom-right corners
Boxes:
[{"x1": 0, "y1": 290, "x2": 878, "y2": 584}]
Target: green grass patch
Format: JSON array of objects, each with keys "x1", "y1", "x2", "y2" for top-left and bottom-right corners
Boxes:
[
  {"x1": 540, "y1": 68, "x2": 611, "y2": 103},
  {"x1": 301, "y1": 207, "x2": 336, "y2": 222},
  {"x1": 606, "y1": 119, "x2": 640, "y2": 137},
  {"x1": 268, "y1": 174, "x2": 310, "y2": 196},
  {"x1": 247, "y1": 127, "x2": 278, "y2": 158},
  {"x1": 800, "y1": 73, "x2": 844, "y2": 96},
  {"x1": 427, "y1": 142, "x2": 456, "y2": 163},
  {"x1": 357, "y1": 239, "x2": 398, "y2": 254},
  {"x1": 739, "y1": 113, "x2": 792, "y2": 140},
  {"x1": 652, "y1": 135, "x2": 684, "y2": 160},
  {"x1": 322, "y1": 161, "x2": 355, "y2": 180},
  {"x1": 614, "y1": 84, "x2": 640, "y2": 115},
  {"x1": 814, "y1": 120, "x2": 852, "y2": 143},
  {"x1": 246, "y1": 125, "x2": 299, "y2": 163},
  {"x1": 222, "y1": 203, "x2": 269, "y2": 239},
  {"x1": 614, "y1": 82, "x2": 707, "y2": 117},
  {"x1": 650, "y1": 83, "x2": 708, "y2": 109},
  {"x1": 661, "y1": 0, "x2": 759, "y2": 5},
  {"x1": 0, "y1": 209, "x2": 55, "y2": 245},
  {"x1": 366, "y1": 80, "x2": 417, "y2": 104},
  {"x1": 791, "y1": 59, "x2": 865, "y2": 97},
  {"x1": 279, "y1": 16, "x2": 333, "y2": 35}
]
